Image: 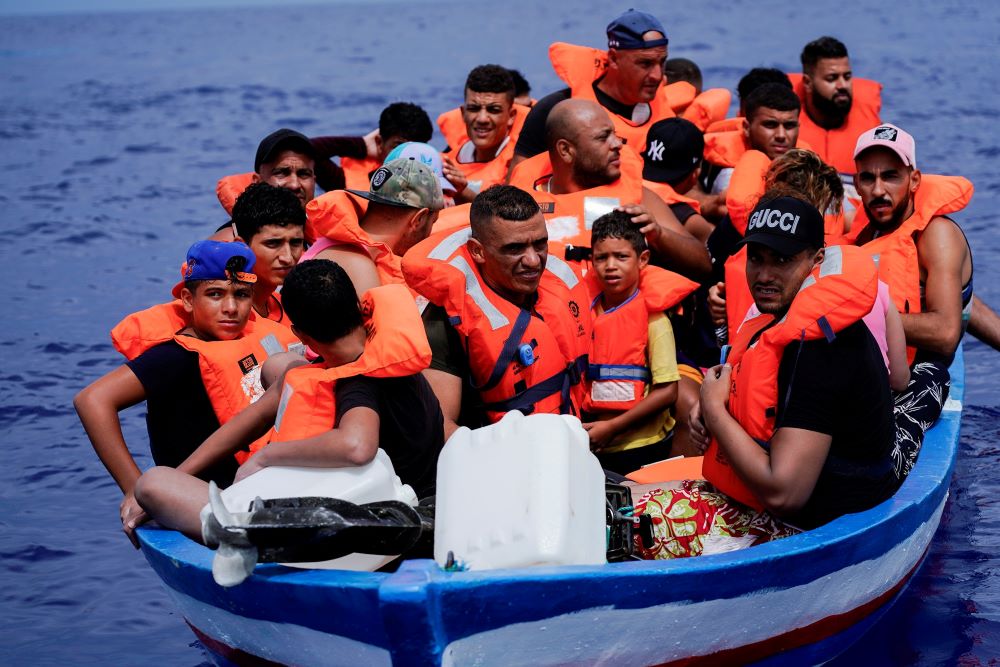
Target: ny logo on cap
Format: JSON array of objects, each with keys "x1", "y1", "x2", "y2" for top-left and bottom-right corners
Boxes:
[
  {"x1": 874, "y1": 127, "x2": 898, "y2": 141},
  {"x1": 647, "y1": 139, "x2": 665, "y2": 162}
]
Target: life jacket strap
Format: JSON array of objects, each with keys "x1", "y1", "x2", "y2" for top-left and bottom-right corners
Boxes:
[
  {"x1": 586, "y1": 363, "x2": 651, "y2": 383},
  {"x1": 472, "y1": 309, "x2": 532, "y2": 392}
]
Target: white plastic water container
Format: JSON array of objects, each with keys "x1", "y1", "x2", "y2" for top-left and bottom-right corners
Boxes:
[
  {"x1": 218, "y1": 448, "x2": 418, "y2": 571},
  {"x1": 434, "y1": 411, "x2": 606, "y2": 570}
]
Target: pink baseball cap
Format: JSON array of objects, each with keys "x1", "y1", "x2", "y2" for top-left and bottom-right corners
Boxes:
[{"x1": 853, "y1": 123, "x2": 917, "y2": 168}]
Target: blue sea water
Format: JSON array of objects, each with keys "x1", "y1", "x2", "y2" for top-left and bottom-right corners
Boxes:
[{"x1": 1, "y1": 1, "x2": 999, "y2": 664}]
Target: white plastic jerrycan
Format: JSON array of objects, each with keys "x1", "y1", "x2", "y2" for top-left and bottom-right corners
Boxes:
[
  {"x1": 218, "y1": 448, "x2": 418, "y2": 572},
  {"x1": 434, "y1": 411, "x2": 606, "y2": 570}
]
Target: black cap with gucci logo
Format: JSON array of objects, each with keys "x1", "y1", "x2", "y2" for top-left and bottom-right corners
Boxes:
[{"x1": 738, "y1": 195, "x2": 825, "y2": 256}]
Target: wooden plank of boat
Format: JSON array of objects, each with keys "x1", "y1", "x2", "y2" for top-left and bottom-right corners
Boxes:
[{"x1": 137, "y1": 347, "x2": 964, "y2": 667}]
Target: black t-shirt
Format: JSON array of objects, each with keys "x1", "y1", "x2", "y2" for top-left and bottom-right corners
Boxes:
[
  {"x1": 422, "y1": 303, "x2": 488, "y2": 431},
  {"x1": 774, "y1": 320, "x2": 899, "y2": 528},
  {"x1": 126, "y1": 341, "x2": 238, "y2": 486},
  {"x1": 514, "y1": 84, "x2": 637, "y2": 158},
  {"x1": 669, "y1": 202, "x2": 698, "y2": 226},
  {"x1": 335, "y1": 373, "x2": 445, "y2": 498}
]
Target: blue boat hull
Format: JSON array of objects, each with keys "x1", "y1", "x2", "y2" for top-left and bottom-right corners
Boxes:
[{"x1": 138, "y1": 348, "x2": 964, "y2": 666}]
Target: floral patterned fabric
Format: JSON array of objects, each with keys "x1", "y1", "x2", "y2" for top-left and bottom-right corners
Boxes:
[{"x1": 634, "y1": 480, "x2": 800, "y2": 559}]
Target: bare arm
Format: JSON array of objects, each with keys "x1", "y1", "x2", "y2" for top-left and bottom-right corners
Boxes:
[
  {"x1": 237, "y1": 405, "x2": 380, "y2": 482},
  {"x1": 74, "y1": 366, "x2": 148, "y2": 495},
  {"x1": 699, "y1": 365, "x2": 830, "y2": 516},
  {"x1": 315, "y1": 245, "x2": 382, "y2": 295},
  {"x1": 967, "y1": 294, "x2": 1000, "y2": 352},
  {"x1": 421, "y1": 368, "x2": 462, "y2": 441},
  {"x1": 176, "y1": 385, "x2": 280, "y2": 477},
  {"x1": 900, "y1": 217, "x2": 968, "y2": 358},
  {"x1": 682, "y1": 212, "x2": 716, "y2": 245},
  {"x1": 583, "y1": 382, "x2": 677, "y2": 451}
]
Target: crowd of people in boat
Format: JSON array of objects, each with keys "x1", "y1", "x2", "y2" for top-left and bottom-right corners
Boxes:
[{"x1": 75, "y1": 9, "x2": 999, "y2": 559}]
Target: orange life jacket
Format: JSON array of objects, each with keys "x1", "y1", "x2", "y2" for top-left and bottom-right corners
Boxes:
[
  {"x1": 436, "y1": 105, "x2": 529, "y2": 194},
  {"x1": 705, "y1": 117, "x2": 744, "y2": 134},
  {"x1": 852, "y1": 175, "x2": 974, "y2": 361},
  {"x1": 304, "y1": 190, "x2": 406, "y2": 286},
  {"x1": 341, "y1": 156, "x2": 382, "y2": 191},
  {"x1": 642, "y1": 180, "x2": 702, "y2": 212},
  {"x1": 584, "y1": 265, "x2": 697, "y2": 412},
  {"x1": 721, "y1": 150, "x2": 848, "y2": 332},
  {"x1": 788, "y1": 73, "x2": 882, "y2": 175},
  {"x1": 549, "y1": 42, "x2": 691, "y2": 152},
  {"x1": 703, "y1": 129, "x2": 749, "y2": 169},
  {"x1": 111, "y1": 301, "x2": 303, "y2": 456},
  {"x1": 703, "y1": 245, "x2": 879, "y2": 509},
  {"x1": 682, "y1": 88, "x2": 732, "y2": 133},
  {"x1": 216, "y1": 173, "x2": 256, "y2": 215},
  {"x1": 403, "y1": 226, "x2": 592, "y2": 421},
  {"x1": 508, "y1": 146, "x2": 645, "y2": 251},
  {"x1": 235, "y1": 284, "x2": 430, "y2": 462},
  {"x1": 431, "y1": 202, "x2": 472, "y2": 234}
]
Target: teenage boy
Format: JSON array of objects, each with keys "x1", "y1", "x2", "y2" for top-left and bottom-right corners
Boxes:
[
  {"x1": 75, "y1": 241, "x2": 301, "y2": 546},
  {"x1": 582, "y1": 211, "x2": 697, "y2": 473},
  {"x1": 229, "y1": 182, "x2": 306, "y2": 325},
  {"x1": 132, "y1": 260, "x2": 444, "y2": 544}
]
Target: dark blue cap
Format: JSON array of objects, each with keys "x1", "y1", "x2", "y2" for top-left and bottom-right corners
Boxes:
[
  {"x1": 172, "y1": 240, "x2": 257, "y2": 297},
  {"x1": 607, "y1": 9, "x2": 668, "y2": 50}
]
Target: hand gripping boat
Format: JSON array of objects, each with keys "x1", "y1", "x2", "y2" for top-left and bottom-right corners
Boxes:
[{"x1": 137, "y1": 348, "x2": 964, "y2": 666}]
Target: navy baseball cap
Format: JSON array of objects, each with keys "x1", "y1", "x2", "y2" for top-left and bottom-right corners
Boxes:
[
  {"x1": 738, "y1": 196, "x2": 825, "y2": 256},
  {"x1": 172, "y1": 240, "x2": 257, "y2": 298},
  {"x1": 642, "y1": 118, "x2": 704, "y2": 186},
  {"x1": 607, "y1": 9, "x2": 669, "y2": 50},
  {"x1": 254, "y1": 128, "x2": 316, "y2": 172}
]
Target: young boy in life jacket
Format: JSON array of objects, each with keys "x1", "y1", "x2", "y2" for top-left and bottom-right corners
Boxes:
[
  {"x1": 75, "y1": 241, "x2": 289, "y2": 547},
  {"x1": 581, "y1": 211, "x2": 698, "y2": 474},
  {"x1": 131, "y1": 260, "x2": 444, "y2": 545}
]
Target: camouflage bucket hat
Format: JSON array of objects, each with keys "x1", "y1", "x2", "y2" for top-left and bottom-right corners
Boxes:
[{"x1": 350, "y1": 157, "x2": 445, "y2": 211}]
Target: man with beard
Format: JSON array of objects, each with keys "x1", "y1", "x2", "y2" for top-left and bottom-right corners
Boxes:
[
  {"x1": 509, "y1": 99, "x2": 711, "y2": 282},
  {"x1": 852, "y1": 124, "x2": 975, "y2": 476},
  {"x1": 792, "y1": 37, "x2": 882, "y2": 177}
]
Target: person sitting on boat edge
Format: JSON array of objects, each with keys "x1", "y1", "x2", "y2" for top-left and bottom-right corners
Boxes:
[
  {"x1": 851, "y1": 123, "x2": 981, "y2": 478},
  {"x1": 581, "y1": 211, "x2": 697, "y2": 473},
  {"x1": 302, "y1": 157, "x2": 445, "y2": 295},
  {"x1": 215, "y1": 128, "x2": 318, "y2": 222},
  {"x1": 132, "y1": 260, "x2": 444, "y2": 544},
  {"x1": 634, "y1": 196, "x2": 898, "y2": 559},
  {"x1": 225, "y1": 182, "x2": 306, "y2": 326},
  {"x1": 74, "y1": 241, "x2": 302, "y2": 547},
  {"x1": 402, "y1": 185, "x2": 591, "y2": 440}
]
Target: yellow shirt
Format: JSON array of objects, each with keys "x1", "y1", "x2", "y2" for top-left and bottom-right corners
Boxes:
[{"x1": 596, "y1": 311, "x2": 679, "y2": 453}]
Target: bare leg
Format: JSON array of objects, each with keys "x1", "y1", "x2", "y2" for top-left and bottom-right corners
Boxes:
[
  {"x1": 671, "y1": 374, "x2": 703, "y2": 457},
  {"x1": 133, "y1": 466, "x2": 209, "y2": 543}
]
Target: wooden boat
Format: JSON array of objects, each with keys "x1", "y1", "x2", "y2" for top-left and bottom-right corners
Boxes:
[{"x1": 137, "y1": 348, "x2": 964, "y2": 666}]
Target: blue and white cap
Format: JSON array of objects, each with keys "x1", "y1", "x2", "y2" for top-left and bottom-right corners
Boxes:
[{"x1": 385, "y1": 142, "x2": 453, "y2": 194}]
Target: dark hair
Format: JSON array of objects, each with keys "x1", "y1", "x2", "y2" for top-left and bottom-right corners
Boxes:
[
  {"x1": 800, "y1": 36, "x2": 849, "y2": 75},
  {"x1": 281, "y1": 260, "x2": 363, "y2": 343},
  {"x1": 507, "y1": 68, "x2": 531, "y2": 99},
  {"x1": 379, "y1": 102, "x2": 433, "y2": 143},
  {"x1": 591, "y1": 210, "x2": 647, "y2": 255},
  {"x1": 764, "y1": 148, "x2": 844, "y2": 217},
  {"x1": 744, "y1": 83, "x2": 801, "y2": 120},
  {"x1": 465, "y1": 65, "x2": 515, "y2": 100},
  {"x1": 736, "y1": 67, "x2": 792, "y2": 101},
  {"x1": 664, "y1": 58, "x2": 703, "y2": 92},
  {"x1": 231, "y1": 182, "x2": 306, "y2": 241},
  {"x1": 469, "y1": 185, "x2": 541, "y2": 240}
]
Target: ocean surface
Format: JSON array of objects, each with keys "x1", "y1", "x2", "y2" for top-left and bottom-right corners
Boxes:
[{"x1": 1, "y1": 1, "x2": 999, "y2": 664}]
